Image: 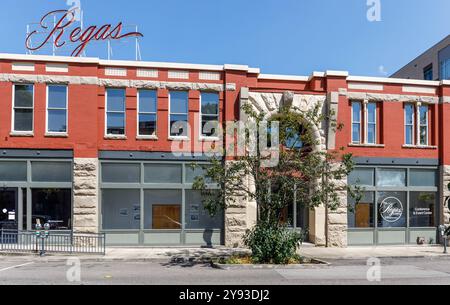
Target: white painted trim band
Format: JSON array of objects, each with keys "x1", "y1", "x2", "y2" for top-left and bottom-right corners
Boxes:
[
  {"x1": 258, "y1": 74, "x2": 309, "y2": 81},
  {"x1": 348, "y1": 75, "x2": 440, "y2": 87},
  {"x1": 348, "y1": 82, "x2": 384, "y2": 91},
  {"x1": 403, "y1": 86, "x2": 436, "y2": 94}
]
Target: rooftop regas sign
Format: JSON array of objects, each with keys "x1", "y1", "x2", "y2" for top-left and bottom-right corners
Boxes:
[{"x1": 25, "y1": 9, "x2": 144, "y2": 57}]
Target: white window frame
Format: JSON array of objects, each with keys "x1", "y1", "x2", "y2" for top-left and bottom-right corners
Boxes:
[
  {"x1": 418, "y1": 104, "x2": 429, "y2": 146},
  {"x1": 351, "y1": 101, "x2": 362, "y2": 144},
  {"x1": 11, "y1": 83, "x2": 34, "y2": 134},
  {"x1": 137, "y1": 89, "x2": 158, "y2": 138},
  {"x1": 105, "y1": 88, "x2": 127, "y2": 137},
  {"x1": 46, "y1": 85, "x2": 69, "y2": 135},
  {"x1": 168, "y1": 91, "x2": 189, "y2": 140},
  {"x1": 366, "y1": 102, "x2": 377, "y2": 145},
  {"x1": 404, "y1": 103, "x2": 415, "y2": 145},
  {"x1": 199, "y1": 92, "x2": 220, "y2": 140}
]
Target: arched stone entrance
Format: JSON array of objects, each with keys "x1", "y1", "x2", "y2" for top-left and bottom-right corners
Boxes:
[{"x1": 223, "y1": 88, "x2": 348, "y2": 248}]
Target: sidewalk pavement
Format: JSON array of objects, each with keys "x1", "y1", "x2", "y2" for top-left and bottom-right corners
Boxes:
[
  {"x1": 299, "y1": 244, "x2": 449, "y2": 260},
  {"x1": 1, "y1": 244, "x2": 449, "y2": 262}
]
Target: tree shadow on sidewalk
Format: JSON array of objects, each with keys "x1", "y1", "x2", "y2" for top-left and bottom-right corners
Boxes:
[{"x1": 161, "y1": 248, "x2": 250, "y2": 268}]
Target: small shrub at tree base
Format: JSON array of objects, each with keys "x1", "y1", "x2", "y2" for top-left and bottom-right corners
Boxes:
[{"x1": 243, "y1": 223, "x2": 303, "y2": 265}]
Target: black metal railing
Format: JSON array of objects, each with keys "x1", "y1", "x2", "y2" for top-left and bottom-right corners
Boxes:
[{"x1": 0, "y1": 230, "x2": 106, "y2": 256}]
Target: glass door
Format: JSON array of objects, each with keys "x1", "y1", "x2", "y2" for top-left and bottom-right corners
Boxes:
[{"x1": 0, "y1": 188, "x2": 18, "y2": 231}]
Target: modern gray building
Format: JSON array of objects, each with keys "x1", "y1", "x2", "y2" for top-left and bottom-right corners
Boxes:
[{"x1": 392, "y1": 35, "x2": 450, "y2": 81}]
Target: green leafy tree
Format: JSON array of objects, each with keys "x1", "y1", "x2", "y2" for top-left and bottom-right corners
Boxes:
[{"x1": 193, "y1": 102, "x2": 359, "y2": 264}]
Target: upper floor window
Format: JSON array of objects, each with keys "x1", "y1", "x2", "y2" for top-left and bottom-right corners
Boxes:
[
  {"x1": 351, "y1": 101, "x2": 362, "y2": 144},
  {"x1": 200, "y1": 92, "x2": 219, "y2": 138},
  {"x1": 423, "y1": 65, "x2": 433, "y2": 81},
  {"x1": 441, "y1": 58, "x2": 450, "y2": 80},
  {"x1": 419, "y1": 105, "x2": 429, "y2": 146},
  {"x1": 169, "y1": 91, "x2": 189, "y2": 138},
  {"x1": 405, "y1": 104, "x2": 415, "y2": 145},
  {"x1": 47, "y1": 85, "x2": 68, "y2": 134},
  {"x1": 366, "y1": 102, "x2": 377, "y2": 144},
  {"x1": 404, "y1": 103, "x2": 430, "y2": 146},
  {"x1": 351, "y1": 101, "x2": 379, "y2": 145},
  {"x1": 138, "y1": 90, "x2": 157, "y2": 137},
  {"x1": 106, "y1": 88, "x2": 126, "y2": 136},
  {"x1": 13, "y1": 84, "x2": 34, "y2": 132}
]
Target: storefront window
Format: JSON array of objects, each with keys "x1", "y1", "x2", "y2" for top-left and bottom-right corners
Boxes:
[
  {"x1": 185, "y1": 165, "x2": 210, "y2": 184},
  {"x1": 377, "y1": 191, "x2": 407, "y2": 228},
  {"x1": 409, "y1": 192, "x2": 436, "y2": 227},
  {"x1": 144, "y1": 190, "x2": 182, "y2": 230},
  {"x1": 32, "y1": 189, "x2": 72, "y2": 230},
  {"x1": 102, "y1": 163, "x2": 140, "y2": 183},
  {"x1": 184, "y1": 191, "x2": 222, "y2": 229},
  {"x1": 348, "y1": 192, "x2": 375, "y2": 228},
  {"x1": 144, "y1": 164, "x2": 182, "y2": 184},
  {"x1": 348, "y1": 168, "x2": 374, "y2": 186},
  {"x1": 32, "y1": 161, "x2": 72, "y2": 182},
  {"x1": 102, "y1": 189, "x2": 140, "y2": 230},
  {"x1": 410, "y1": 169, "x2": 436, "y2": 187},
  {"x1": 376, "y1": 169, "x2": 406, "y2": 187},
  {"x1": 0, "y1": 161, "x2": 27, "y2": 182}
]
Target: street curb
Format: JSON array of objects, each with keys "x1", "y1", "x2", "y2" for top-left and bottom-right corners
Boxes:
[
  {"x1": 303, "y1": 254, "x2": 450, "y2": 261},
  {"x1": 211, "y1": 258, "x2": 330, "y2": 270}
]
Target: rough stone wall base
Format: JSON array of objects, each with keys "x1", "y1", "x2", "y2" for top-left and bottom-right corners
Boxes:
[
  {"x1": 73, "y1": 158, "x2": 99, "y2": 234},
  {"x1": 326, "y1": 173, "x2": 348, "y2": 248},
  {"x1": 441, "y1": 165, "x2": 450, "y2": 226}
]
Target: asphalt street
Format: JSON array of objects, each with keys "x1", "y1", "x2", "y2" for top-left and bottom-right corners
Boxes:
[{"x1": 1, "y1": 256, "x2": 450, "y2": 285}]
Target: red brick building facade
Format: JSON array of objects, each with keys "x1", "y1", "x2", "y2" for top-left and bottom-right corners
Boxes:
[{"x1": 0, "y1": 53, "x2": 448, "y2": 247}]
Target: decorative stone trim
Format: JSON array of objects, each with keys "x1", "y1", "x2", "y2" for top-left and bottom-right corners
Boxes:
[
  {"x1": 46, "y1": 63, "x2": 69, "y2": 73},
  {"x1": 105, "y1": 67, "x2": 127, "y2": 77},
  {"x1": 168, "y1": 70, "x2": 189, "y2": 79},
  {"x1": 342, "y1": 91, "x2": 439, "y2": 104},
  {"x1": 440, "y1": 97, "x2": 450, "y2": 104},
  {"x1": 348, "y1": 143, "x2": 385, "y2": 148},
  {"x1": 12, "y1": 62, "x2": 35, "y2": 72},
  {"x1": 136, "y1": 68, "x2": 158, "y2": 78},
  {"x1": 45, "y1": 133, "x2": 68, "y2": 138},
  {"x1": 327, "y1": 92, "x2": 339, "y2": 150},
  {"x1": 348, "y1": 83, "x2": 383, "y2": 91},
  {"x1": 0, "y1": 74, "x2": 236, "y2": 92},
  {"x1": 402, "y1": 145, "x2": 438, "y2": 150},
  {"x1": 0, "y1": 73, "x2": 95, "y2": 85},
  {"x1": 199, "y1": 71, "x2": 221, "y2": 81},
  {"x1": 9, "y1": 131, "x2": 34, "y2": 137},
  {"x1": 136, "y1": 135, "x2": 158, "y2": 140},
  {"x1": 402, "y1": 86, "x2": 436, "y2": 94},
  {"x1": 104, "y1": 135, "x2": 127, "y2": 140}
]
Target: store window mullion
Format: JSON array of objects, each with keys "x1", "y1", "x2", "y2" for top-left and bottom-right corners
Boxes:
[
  {"x1": 17, "y1": 189, "x2": 23, "y2": 231},
  {"x1": 26, "y1": 187, "x2": 31, "y2": 231},
  {"x1": 374, "y1": 168, "x2": 378, "y2": 232},
  {"x1": 140, "y1": 162, "x2": 145, "y2": 237},
  {"x1": 181, "y1": 164, "x2": 186, "y2": 244}
]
